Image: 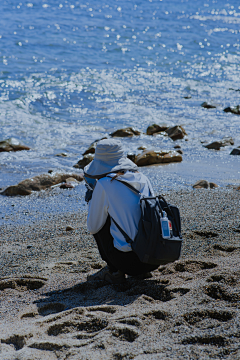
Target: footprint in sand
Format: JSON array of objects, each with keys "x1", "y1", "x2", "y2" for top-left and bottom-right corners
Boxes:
[{"x1": 0, "y1": 277, "x2": 46, "y2": 291}]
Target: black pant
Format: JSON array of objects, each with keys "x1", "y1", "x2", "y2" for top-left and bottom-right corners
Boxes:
[{"x1": 93, "y1": 216, "x2": 158, "y2": 276}]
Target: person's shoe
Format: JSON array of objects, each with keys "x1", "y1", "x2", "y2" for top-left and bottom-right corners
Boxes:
[
  {"x1": 87, "y1": 266, "x2": 126, "y2": 284},
  {"x1": 104, "y1": 270, "x2": 126, "y2": 284},
  {"x1": 87, "y1": 266, "x2": 111, "y2": 282},
  {"x1": 129, "y1": 272, "x2": 153, "y2": 280}
]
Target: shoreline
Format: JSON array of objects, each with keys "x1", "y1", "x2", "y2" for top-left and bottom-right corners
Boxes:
[{"x1": 0, "y1": 188, "x2": 239, "y2": 359}]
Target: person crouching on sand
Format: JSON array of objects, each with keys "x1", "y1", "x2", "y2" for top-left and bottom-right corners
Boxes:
[{"x1": 84, "y1": 138, "x2": 158, "y2": 284}]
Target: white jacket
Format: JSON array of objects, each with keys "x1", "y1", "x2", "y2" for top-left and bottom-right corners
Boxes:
[{"x1": 87, "y1": 171, "x2": 154, "y2": 252}]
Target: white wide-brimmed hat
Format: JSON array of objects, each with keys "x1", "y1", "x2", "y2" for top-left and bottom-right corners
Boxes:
[{"x1": 84, "y1": 139, "x2": 138, "y2": 178}]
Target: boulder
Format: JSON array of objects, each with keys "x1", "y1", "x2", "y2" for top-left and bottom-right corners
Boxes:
[
  {"x1": 73, "y1": 154, "x2": 94, "y2": 169},
  {"x1": 1, "y1": 173, "x2": 84, "y2": 196},
  {"x1": 0, "y1": 138, "x2": 30, "y2": 152},
  {"x1": 165, "y1": 126, "x2": 187, "y2": 141},
  {"x1": 135, "y1": 150, "x2": 182, "y2": 167},
  {"x1": 204, "y1": 137, "x2": 234, "y2": 150},
  {"x1": 223, "y1": 105, "x2": 240, "y2": 115},
  {"x1": 193, "y1": 180, "x2": 218, "y2": 189},
  {"x1": 146, "y1": 124, "x2": 168, "y2": 135},
  {"x1": 110, "y1": 127, "x2": 141, "y2": 137},
  {"x1": 201, "y1": 102, "x2": 217, "y2": 109},
  {"x1": 230, "y1": 147, "x2": 240, "y2": 155}
]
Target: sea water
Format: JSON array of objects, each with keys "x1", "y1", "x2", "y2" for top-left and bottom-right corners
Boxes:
[{"x1": 0, "y1": 0, "x2": 240, "y2": 197}]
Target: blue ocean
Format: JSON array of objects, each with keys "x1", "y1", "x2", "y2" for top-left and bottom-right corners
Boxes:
[{"x1": 1, "y1": 0, "x2": 240, "y2": 193}]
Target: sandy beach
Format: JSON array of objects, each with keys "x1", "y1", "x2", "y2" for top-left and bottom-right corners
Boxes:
[{"x1": 0, "y1": 188, "x2": 239, "y2": 359}]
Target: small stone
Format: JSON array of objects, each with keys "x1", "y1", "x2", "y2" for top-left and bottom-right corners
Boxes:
[
  {"x1": 174, "y1": 145, "x2": 181, "y2": 149},
  {"x1": 135, "y1": 150, "x2": 182, "y2": 167},
  {"x1": 201, "y1": 102, "x2": 217, "y2": 109},
  {"x1": 209, "y1": 182, "x2": 218, "y2": 189},
  {"x1": 55, "y1": 153, "x2": 68, "y2": 157},
  {"x1": 204, "y1": 138, "x2": 234, "y2": 150},
  {"x1": 184, "y1": 96, "x2": 191, "y2": 99},
  {"x1": 230, "y1": 147, "x2": 240, "y2": 155},
  {"x1": 137, "y1": 146, "x2": 147, "y2": 150},
  {"x1": 224, "y1": 105, "x2": 240, "y2": 115},
  {"x1": 146, "y1": 124, "x2": 168, "y2": 135},
  {"x1": 66, "y1": 226, "x2": 74, "y2": 231},
  {"x1": 176, "y1": 149, "x2": 183, "y2": 154},
  {"x1": 193, "y1": 180, "x2": 209, "y2": 189},
  {"x1": 0, "y1": 138, "x2": 30, "y2": 152},
  {"x1": 48, "y1": 170, "x2": 53, "y2": 174},
  {"x1": 111, "y1": 127, "x2": 141, "y2": 137},
  {"x1": 27, "y1": 245, "x2": 33, "y2": 249},
  {"x1": 193, "y1": 180, "x2": 218, "y2": 189},
  {"x1": 74, "y1": 154, "x2": 94, "y2": 169},
  {"x1": 127, "y1": 153, "x2": 137, "y2": 163},
  {"x1": 166, "y1": 126, "x2": 187, "y2": 141}
]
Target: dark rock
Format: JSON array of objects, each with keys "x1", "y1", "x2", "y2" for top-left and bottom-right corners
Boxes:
[
  {"x1": 174, "y1": 145, "x2": 181, "y2": 149},
  {"x1": 201, "y1": 102, "x2": 217, "y2": 109},
  {"x1": 230, "y1": 147, "x2": 240, "y2": 155},
  {"x1": 137, "y1": 146, "x2": 147, "y2": 150},
  {"x1": 0, "y1": 138, "x2": 30, "y2": 152},
  {"x1": 135, "y1": 150, "x2": 182, "y2": 167},
  {"x1": 193, "y1": 180, "x2": 218, "y2": 189},
  {"x1": 48, "y1": 170, "x2": 53, "y2": 174},
  {"x1": 55, "y1": 153, "x2": 68, "y2": 157},
  {"x1": 66, "y1": 226, "x2": 74, "y2": 231},
  {"x1": 111, "y1": 127, "x2": 141, "y2": 137},
  {"x1": 146, "y1": 124, "x2": 169, "y2": 135},
  {"x1": 176, "y1": 149, "x2": 183, "y2": 154},
  {"x1": 1, "y1": 173, "x2": 84, "y2": 196},
  {"x1": 73, "y1": 154, "x2": 94, "y2": 169},
  {"x1": 184, "y1": 96, "x2": 191, "y2": 99},
  {"x1": 204, "y1": 138, "x2": 234, "y2": 150},
  {"x1": 166, "y1": 126, "x2": 187, "y2": 141},
  {"x1": 223, "y1": 105, "x2": 240, "y2": 115},
  {"x1": 127, "y1": 153, "x2": 137, "y2": 162}
]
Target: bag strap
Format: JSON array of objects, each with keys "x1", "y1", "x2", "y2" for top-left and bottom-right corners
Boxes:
[
  {"x1": 110, "y1": 217, "x2": 133, "y2": 245},
  {"x1": 107, "y1": 176, "x2": 141, "y2": 195}
]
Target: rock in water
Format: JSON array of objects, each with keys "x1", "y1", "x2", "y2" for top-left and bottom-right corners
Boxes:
[
  {"x1": 201, "y1": 102, "x2": 217, "y2": 109},
  {"x1": 135, "y1": 150, "x2": 182, "y2": 167},
  {"x1": 165, "y1": 126, "x2": 187, "y2": 141},
  {"x1": 146, "y1": 124, "x2": 168, "y2": 135},
  {"x1": 230, "y1": 147, "x2": 240, "y2": 155},
  {"x1": 223, "y1": 105, "x2": 240, "y2": 115},
  {"x1": 73, "y1": 154, "x2": 94, "y2": 169},
  {"x1": 204, "y1": 138, "x2": 234, "y2": 150},
  {"x1": 0, "y1": 138, "x2": 30, "y2": 152},
  {"x1": 1, "y1": 173, "x2": 84, "y2": 196},
  {"x1": 110, "y1": 127, "x2": 141, "y2": 137}
]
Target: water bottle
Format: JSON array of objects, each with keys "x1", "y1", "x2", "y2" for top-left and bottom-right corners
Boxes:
[{"x1": 160, "y1": 211, "x2": 171, "y2": 239}]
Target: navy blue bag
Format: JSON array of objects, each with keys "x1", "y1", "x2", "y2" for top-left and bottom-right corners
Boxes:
[{"x1": 110, "y1": 179, "x2": 182, "y2": 266}]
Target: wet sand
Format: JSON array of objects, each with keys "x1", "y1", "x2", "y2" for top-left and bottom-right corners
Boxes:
[{"x1": 0, "y1": 188, "x2": 240, "y2": 359}]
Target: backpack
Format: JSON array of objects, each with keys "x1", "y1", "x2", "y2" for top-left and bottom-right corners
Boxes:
[{"x1": 110, "y1": 178, "x2": 183, "y2": 266}]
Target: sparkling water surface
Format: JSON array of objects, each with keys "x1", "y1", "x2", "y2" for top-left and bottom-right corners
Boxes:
[{"x1": 0, "y1": 0, "x2": 240, "y2": 198}]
